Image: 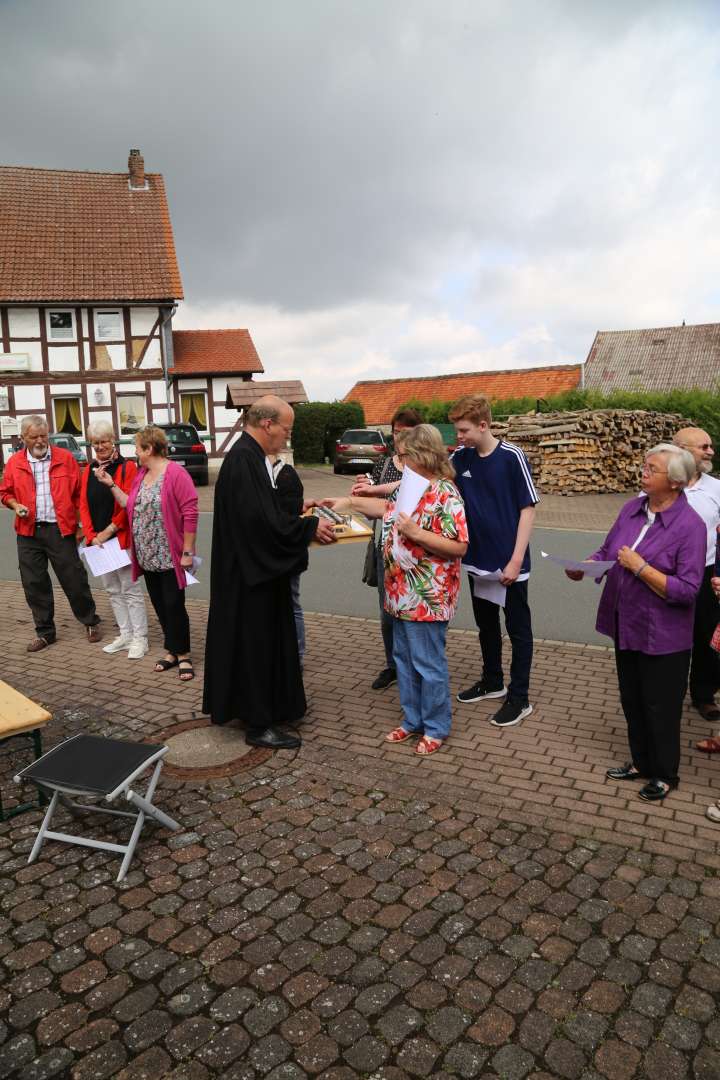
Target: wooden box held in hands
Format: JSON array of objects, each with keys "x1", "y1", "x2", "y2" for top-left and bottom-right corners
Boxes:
[{"x1": 306, "y1": 506, "x2": 373, "y2": 545}]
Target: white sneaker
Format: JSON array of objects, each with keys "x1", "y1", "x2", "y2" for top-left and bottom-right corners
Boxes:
[
  {"x1": 127, "y1": 637, "x2": 149, "y2": 660},
  {"x1": 707, "y1": 802, "x2": 720, "y2": 823},
  {"x1": 103, "y1": 635, "x2": 131, "y2": 654}
]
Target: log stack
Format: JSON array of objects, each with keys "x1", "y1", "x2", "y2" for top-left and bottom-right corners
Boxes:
[{"x1": 491, "y1": 409, "x2": 689, "y2": 494}]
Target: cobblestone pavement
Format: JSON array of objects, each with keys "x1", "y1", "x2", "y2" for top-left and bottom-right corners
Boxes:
[{"x1": 1, "y1": 581, "x2": 719, "y2": 1079}]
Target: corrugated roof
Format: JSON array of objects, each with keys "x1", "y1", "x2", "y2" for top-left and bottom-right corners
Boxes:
[
  {"x1": 171, "y1": 329, "x2": 264, "y2": 375},
  {"x1": 585, "y1": 323, "x2": 720, "y2": 394},
  {"x1": 0, "y1": 162, "x2": 183, "y2": 301},
  {"x1": 343, "y1": 365, "x2": 582, "y2": 425}
]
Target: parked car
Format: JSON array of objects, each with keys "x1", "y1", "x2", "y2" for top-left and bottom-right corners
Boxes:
[
  {"x1": 156, "y1": 423, "x2": 209, "y2": 485},
  {"x1": 49, "y1": 433, "x2": 87, "y2": 467},
  {"x1": 334, "y1": 429, "x2": 389, "y2": 474}
]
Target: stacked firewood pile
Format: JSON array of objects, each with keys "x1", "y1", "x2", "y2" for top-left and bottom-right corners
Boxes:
[{"x1": 491, "y1": 409, "x2": 689, "y2": 494}]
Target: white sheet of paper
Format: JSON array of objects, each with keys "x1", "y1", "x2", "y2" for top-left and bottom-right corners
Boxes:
[
  {"x1": 540, "y1": 551, "x2": 614, "y2": 580},
  {"x1": 184, "y1": 570, "x2": 200, "y2": 586},
  {"x1": 471, "y1": 571, "x2": 507, "y2": 608},
  {"x1": 392, "y1": 466, "x2": 431, "y2": 569},
  {"x1": 80, "y1": 537, "x2": 131, "y2": 577},
  {"x1": 349, "y1": 518, "x2": 367, "y2": 533},
  {"x1": 395, "y1": 465, "x2": 430, "y2": 517}
]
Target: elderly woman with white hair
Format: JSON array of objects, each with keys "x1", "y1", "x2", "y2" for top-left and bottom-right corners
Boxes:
[
  {"x1": 567, "y1": 443, "x2": 706, "y2": 802},
  {"x1": 79, "y1": 420, "x2": 148, "y2": 658}
]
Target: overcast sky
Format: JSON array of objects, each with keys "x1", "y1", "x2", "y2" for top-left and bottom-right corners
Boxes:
[{"x1": 2, "y1": 0, "x2": 719, "y2": 398}]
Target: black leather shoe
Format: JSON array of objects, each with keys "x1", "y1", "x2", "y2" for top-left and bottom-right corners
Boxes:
[
  {"x1": 638, "y1": 779, "x2": 674, "y2": 802},
  {"x1": 606, "y1": 762, "x2": 641, "y2": 781},
  {"x1": 246, "y1": 728, "x2": 302, "y2": 750},
  {"x1": 372, "y1": 668, "x2": 397, "y2": 690}
]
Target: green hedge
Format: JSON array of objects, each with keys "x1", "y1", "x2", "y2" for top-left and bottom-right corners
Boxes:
[
  {"x1": 293, "y1": 401, "x2": 365, "y2": 464},
  {"x1": 397, "y1": 388, "x2": 720, "y2": 463}
]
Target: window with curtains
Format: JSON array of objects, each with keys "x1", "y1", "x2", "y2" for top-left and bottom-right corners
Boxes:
[
  {"x1": 53, "y1": 397, "x2": 83, "y2": 435},
  {"x1": 180, "y1": 392, "x2": 208, "y2": 432},
  {"x1": 117, "y1": 395, "x2": 147, "y2": 434}
]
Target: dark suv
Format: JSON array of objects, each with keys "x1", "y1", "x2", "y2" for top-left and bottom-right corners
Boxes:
[{"x1": 158, "y1": 423, "x2": 209, "y2": 485}]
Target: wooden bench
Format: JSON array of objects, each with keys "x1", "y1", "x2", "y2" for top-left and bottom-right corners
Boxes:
[{"x1": 0, "y1": 679, "x2": 52, "y2": 821}]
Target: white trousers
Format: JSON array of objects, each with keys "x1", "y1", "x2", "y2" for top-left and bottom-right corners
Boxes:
[{"x1": 104, "y1": 564, "x2": 148, "y2": 639}]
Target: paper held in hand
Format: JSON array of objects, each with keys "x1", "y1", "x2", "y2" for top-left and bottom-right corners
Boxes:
[
  {"x1": 79, "y1": 538, "x2": 131, "y2": 577},
  {"x1": 392, "y1": 466, "x2": 430, "y2": 570},
  {"x1": 540, "y1": 551, "x2": 615, "y2": 579}
]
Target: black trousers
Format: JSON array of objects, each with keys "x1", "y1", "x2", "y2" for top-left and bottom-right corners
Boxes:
[
  {"x1": 143, "y1": 569, "x2": 190, "y2": 655},
  {"x1": 17, "y1": 524, "x2": 98, "y2": 639},
  {"x1": 689, "y1": 565, "x2": 720, "y2": 705},
  {"x1": 470, "y1": 577, "x2": 533, "y2": 704},
  {"x1": 615, "y1": 647, "x2": 690, "y2": 787}
]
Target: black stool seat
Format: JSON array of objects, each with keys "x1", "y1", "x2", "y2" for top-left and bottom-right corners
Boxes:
[{"x1": 17, "y1": 734, "x2": 165, "y2": 796}]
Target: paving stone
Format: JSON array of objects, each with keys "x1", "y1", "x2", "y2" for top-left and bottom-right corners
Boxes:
[
  {"x1": 544, "y1": 1038, "x2": 587, "y2": 1079},
  {"x1": 0, "y1": 1032, "x2": 36, "y2": 1078},
  {"x1": 467, "y1": 1005, "x2": 515, "y2": 1046},
  {"x1": 442, "y1": 1042, "x2": 489, "y2": 1078},
  {"x1": 490, "y1": 1044, "x2": 535, "y2": 1080},
  {"x1": 16, "y1": 1047, "x2": 75, "y2": 1080},
  {"x1": 66, "y1": 1040, "x2": 127, "y2": 1079},
  {"x1": 244, "y1": 996, "x2": 290, "y2": 1037},
  {"x1": 395, "y1": 1037, "x2": 442, "y2": 1076},
  {"x1": 124, "y1": 1010, "x2": 173, "y2": 1052}
]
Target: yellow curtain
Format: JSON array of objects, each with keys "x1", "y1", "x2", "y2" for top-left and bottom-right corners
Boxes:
[
  {"x1": 54, "y1": 399, "x2": 69, "y2": 432},
  {"x1": 67, "y1": 399, "x2": 82, "y2": 434},
  {"x1": 182, "y1": 393, "x2": 207, "y2": 430}
]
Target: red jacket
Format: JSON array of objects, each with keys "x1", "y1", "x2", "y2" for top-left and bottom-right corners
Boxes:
[
  {"x1": 79, "y1": 459, "x2": 137, "y2": 549},
  {"x1": 0, "y1": 446, "x2": 81, "y2": 537}
]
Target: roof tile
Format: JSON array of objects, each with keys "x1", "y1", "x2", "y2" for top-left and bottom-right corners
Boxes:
[
  {"x1": 344, "y1": 365, "x2": 582, "y2": 424},
  {"x1": 585, "y1": 323, "x2": 720, "y2": 393},
  {"x1": 171, "y1": 329, "x2": 264, "y2": 376},
  {"x1": 0, "y1": 164, "x2": 183, "y2": 301}
]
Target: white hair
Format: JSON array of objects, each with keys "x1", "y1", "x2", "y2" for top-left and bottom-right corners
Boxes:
[
  {"x1": 646, "y1": 443, "x2": 696, "y2": 487},
  {"x1": 20, "y1": 415, "x2": 48, "y2": 436},
  {"x1": 86, "y1": 419, "x2": 116, "y2": 442}
]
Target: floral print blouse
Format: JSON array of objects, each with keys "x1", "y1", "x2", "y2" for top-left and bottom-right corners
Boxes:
[
  {"x1": 132, "y1": 474, "x2": 174, "y2": 572},
  {"x1": 382, "y1": 477, "x2": 468, "y2": 622}
]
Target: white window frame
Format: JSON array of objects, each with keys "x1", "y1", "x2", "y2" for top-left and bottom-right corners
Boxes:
[
  {"x1": 46, "y1": 309, "x2": 76, "y2": 342},
  {"x1": 94, "y1": 309, "x2": 124, "y2": 342}
]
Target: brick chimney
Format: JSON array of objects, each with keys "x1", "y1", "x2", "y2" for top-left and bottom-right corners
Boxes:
[{"x1": 128, "y1": 149, "x2": 146, "y2": 190}]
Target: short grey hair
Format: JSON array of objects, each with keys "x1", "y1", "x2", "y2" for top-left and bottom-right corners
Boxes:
[
  {"x1": 646, "y1": 443, "x2": 696, "y2": 487},
  {"x1": 20, "y1": 415, "x2": 48, "y2": 436},
  {"x1": 245, "y1": 402, "x2": 282, "y2": 426},
  {"x1": 86, "y1": 419, "x2": 116, "y2": 442}
]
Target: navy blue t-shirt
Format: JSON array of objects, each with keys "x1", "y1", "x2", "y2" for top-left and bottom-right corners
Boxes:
[{"x1": 452, "y1": 441, "x2": 539, "y2": 576}]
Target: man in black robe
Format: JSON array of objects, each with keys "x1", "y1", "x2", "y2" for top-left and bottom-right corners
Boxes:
[{"x1": 203, "y1": 396, "x2": 336, "y2": 749}]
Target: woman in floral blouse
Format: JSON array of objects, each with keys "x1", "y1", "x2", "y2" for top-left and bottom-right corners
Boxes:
[{"x1": 327, "y1": 424, "x2": 468, "y2": 754}]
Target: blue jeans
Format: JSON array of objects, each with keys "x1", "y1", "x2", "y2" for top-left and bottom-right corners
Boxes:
[
  {"x1": 392, "y1": 618, "x2": 452, "y2": 740},
  {"x1": 290, "y1": 573, "x2": 305, "y2": 662}
]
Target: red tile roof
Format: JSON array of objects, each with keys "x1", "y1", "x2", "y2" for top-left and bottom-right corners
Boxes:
[
  {"x1": 0, "y1": 163, "x2": 183, "y2": 301},
  {"x1": 344, "y1": 365, "x2": 582, "y2": 424},
  {"x1": 170, "y1": 329, "x2": 264, "y2": 376}
]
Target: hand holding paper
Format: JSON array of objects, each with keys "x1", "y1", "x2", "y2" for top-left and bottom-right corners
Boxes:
[
  {"x1": 391, "y1": 466, "x2": 430, "y2": 571},
  {"x1": 80, "y1": 537, "x2": 131, "y2": 577},
  {"x1": 540, "y1": 551, "x2": 614, "y2": 580}
]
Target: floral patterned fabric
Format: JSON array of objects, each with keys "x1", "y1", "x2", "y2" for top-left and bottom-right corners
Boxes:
[
  {"x1": 132, "y1": 474, "x2": 174, "y2": 572},
  {"x1": 382, "y1": 477, "x2": 468, "y2": 622}
]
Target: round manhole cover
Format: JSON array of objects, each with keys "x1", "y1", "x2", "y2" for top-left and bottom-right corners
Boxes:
[
  {"x1": 152, "y1": 716, "x2": 273, "y2": 779},
  {"x1": 166, "y1": 725, "x2": 252, "y2": 768}
]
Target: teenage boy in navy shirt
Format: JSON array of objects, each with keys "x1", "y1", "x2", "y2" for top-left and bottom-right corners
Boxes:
[{"x1": 449, "y1": 394, "x2": 538, "y2": 728}]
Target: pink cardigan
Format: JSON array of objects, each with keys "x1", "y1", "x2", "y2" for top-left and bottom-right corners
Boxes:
[{"x1": 126, "y1": 461, "x2": 199, "y2": 589}]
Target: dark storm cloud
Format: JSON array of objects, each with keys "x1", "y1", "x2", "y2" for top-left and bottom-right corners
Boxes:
[{"x1": 1, "y1": 0, "x2": 718, "y2": 397}]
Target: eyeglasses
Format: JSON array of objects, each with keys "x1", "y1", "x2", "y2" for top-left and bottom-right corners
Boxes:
[
  {"x1": 641, "y1": 464, "x2": 668, "y2": 476},
  {"x1": 91, "y1": 439, "x2": 114, "y2": 448},
  {"x1": 272, "y1": 421, "x2": 292, "y2": 436}
]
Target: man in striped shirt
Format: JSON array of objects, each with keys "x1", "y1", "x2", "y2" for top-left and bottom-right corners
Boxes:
[{"x1": 450, "y1": 395, "x2": 538, "y2": 728}]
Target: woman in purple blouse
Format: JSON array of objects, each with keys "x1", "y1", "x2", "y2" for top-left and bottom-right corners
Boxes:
[{"x1": 567, "y1": 443, "x2": 706, "y2": 803}]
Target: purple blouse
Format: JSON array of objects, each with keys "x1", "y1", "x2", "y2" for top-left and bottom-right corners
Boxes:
[{"x1": 589, "y1": 493, "x2": 706, "y2": 654}]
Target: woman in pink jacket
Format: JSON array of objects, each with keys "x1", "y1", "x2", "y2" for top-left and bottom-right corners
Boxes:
[{"x1": 97, "y1": 425, "x2": 199, "y2": 681}]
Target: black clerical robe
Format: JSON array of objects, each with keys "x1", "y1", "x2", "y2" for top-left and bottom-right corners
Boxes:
[{"x1": 203, "y1": 432, "x2": 318, "y2": 729}]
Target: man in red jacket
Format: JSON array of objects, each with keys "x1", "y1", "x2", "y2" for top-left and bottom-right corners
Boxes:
[{"x1": 0, "y1": 415, "x2": 102, "y2": 651}]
